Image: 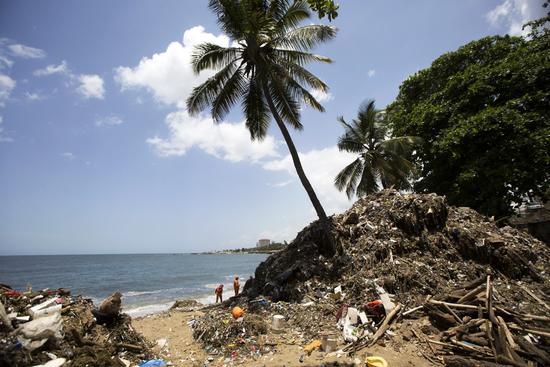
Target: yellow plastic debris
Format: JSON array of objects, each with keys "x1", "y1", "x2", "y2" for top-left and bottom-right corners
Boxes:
[
  {"x1": 303, "y1": 339, "x2": 322, "y2": 355},
  {"x1": 366, "y1": 356, "x2": 388, "y2": 367}
]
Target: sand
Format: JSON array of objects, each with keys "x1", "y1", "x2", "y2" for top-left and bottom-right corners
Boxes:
[{"x1": 132, "y1": 309, "x2": 435, "y2": 367}]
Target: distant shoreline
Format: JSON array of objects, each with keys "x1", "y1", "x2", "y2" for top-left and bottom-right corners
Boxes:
[
  {"x1": 190, "y1": 249, "x2": 281, "y2": 255},
  {"x1": 191, "y1": 243, "x2": 286, "y2": 255}
]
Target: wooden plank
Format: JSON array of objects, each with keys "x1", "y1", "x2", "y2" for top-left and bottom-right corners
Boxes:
[
  {"x1": 428, "y1": 299, "x2": 480, "y2": 311},
  {"x1": 515, "y1": 337, "x2": 550, "y2": 365},
  {"x1": 367, "y1": 303, "x2": 402, "y2": 347},
  {"x1": 457, "y1": 283, "x2": 486, "y2": 304},
  {"x1": 520, "y1": 285, "x2": 549, "y2": 311},
  {"x1": 443, "y1": 303, "x2": 464, "y2": 324},
  {"x1": 402, "y1": 305, "x2": 423, "y2": 316},
  {"x1": 497, "y1": 316, "x2": 518, "y2": 349},
  {"x1": 486, "y1": 276, "x2": 497, "y2": 324}
]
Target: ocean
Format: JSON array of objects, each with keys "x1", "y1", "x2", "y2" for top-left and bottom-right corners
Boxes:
[{"x1": 0, "y1": 253, "x2": 268, "y2": 317}]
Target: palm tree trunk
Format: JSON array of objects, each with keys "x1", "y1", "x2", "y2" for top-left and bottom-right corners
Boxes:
[{"x1": 262, "y1": 83, "x2": 335, "y2": 256}]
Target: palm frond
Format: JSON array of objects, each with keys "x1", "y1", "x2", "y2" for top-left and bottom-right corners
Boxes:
[
  {"x1": 272, "y1": 49, "x2": 332, "y2": 66},
  {"x1": 192, "y1": 43, "x2": 242, "y2": 74},
  {"x1": 273, "y1": 0, "x2": 311, "y2": 35},
  {"x1": 334, "y1": 158, "x2": 363, "y2": 199},
  {"x1": 244, "y1": 75, "x2": 270, "y2": 140},
  {"x1": 337, "y1": 116, "x2": 365, "y2": 152},
  {"x1": 337, "y1": 135, "x2": 364, "y2": 154},
  {"x1": 272, "y1": 25, "x2": 337, "y2": 51},
  {"x1": 380, "y1": 136, "x2": 423, "y2": 155},
  {"x1": 186, "y1": 62, "x2": 238, "y2": 116},
  {"x1": 277, "y1": 60, "x2": 328, "y2": 91},
  {"x1": 267, "y1": 74, "x2": 302, "y2": 129},
  {"x1": 208, "y1": 0, "x2": 246, "y2": 40},
  {"x1": 211, "y1": 67, "x2": 246, "y2": 121},
  {"x1": 355, "y1": 161, "x2": 378, "y2": 197}
]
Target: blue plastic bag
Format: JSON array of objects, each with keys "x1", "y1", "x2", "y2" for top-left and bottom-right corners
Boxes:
[{"x1": 139, "y1": 360, "x2": 166, "y2": 367}]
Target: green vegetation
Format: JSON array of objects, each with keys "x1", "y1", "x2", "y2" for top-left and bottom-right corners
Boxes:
[
  {"x1": 335, "y1": 100, "x2": 421, "y2": 198},
  {"x1": 187, "y1": 0, "x2": 337, "y2": 255},
  {"x1": 387, "y1": 24, "x2": 550, "y2": 218},
  {"x1": 306, "y1": 0, "x2": 339, "y2": 21}
]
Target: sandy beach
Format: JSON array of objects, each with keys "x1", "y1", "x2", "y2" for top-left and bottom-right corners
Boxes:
[{"x1": 133, "y1": 308, "x2": 434, "y2": 367}]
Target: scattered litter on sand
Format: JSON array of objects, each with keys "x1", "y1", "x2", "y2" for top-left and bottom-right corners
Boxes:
[{"x1": 0, "y1": 287, "x2": 153, "y2": 367}]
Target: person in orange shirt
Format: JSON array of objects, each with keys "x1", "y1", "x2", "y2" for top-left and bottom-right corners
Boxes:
[
  {"x1": 215, "y1": 284, "x2": 224, "y2": 303},
  {"x1": 233, "y1": 276, "x2": 240, "y2": 296}
]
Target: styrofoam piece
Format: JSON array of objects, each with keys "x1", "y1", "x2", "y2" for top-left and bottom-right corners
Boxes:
[
  {"x1": 272, "y1": 315, "x2": 285, "y2": 330},
  {"x1": 345, "y1": 307, "x2": 359, "y2": 325}
]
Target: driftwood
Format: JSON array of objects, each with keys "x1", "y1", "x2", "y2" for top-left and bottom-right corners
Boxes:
[
  {"x1": 520, "y1": 285, "x2": 549, "y2": 311},
  {"x1": 367, "y1": 303, "x2": 402, "y2": 347},
  {"x1": 515, "y1": 336, "x2": 550, "y2": 365},
  {"x1": 457, "y1": 283, "x2": 486, "y2": 304},
  {"x1": 463, "y1": 276, "x2": 488, "y2": 290},
  {"x1": 117, "y1": 342, "x2": 143, "y2": 352},
  {"x1": 402, "y1": 305, "x2": 423, "y2": 316},
  {"x1": 443, "y1": 356, "x2": 510, "y2": 367}
]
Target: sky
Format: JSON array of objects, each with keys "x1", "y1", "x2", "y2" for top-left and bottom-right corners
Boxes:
[{"x1": 0, "y1": 0, "x2": 546, "y2": 255}]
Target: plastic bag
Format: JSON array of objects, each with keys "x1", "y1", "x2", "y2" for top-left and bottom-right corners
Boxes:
[
  {"x1": 17, "y1": 312, "x2": 63, "y2": 351},
  {"x1": 139, "y1": 360, "x2": 167, "y2": 367}
]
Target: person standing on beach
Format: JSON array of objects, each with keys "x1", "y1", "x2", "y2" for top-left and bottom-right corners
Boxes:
[
  {"x1": 215, "y1": 284, "x2": 223, "y2": 303},
  {"x1": 233, "y1": 276, "x2": 240, "y2": 296}
]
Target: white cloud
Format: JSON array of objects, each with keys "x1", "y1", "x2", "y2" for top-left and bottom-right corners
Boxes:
[
  {"x1": 0, "y1": 55, "x2": 13, "y2": 69},
  {"x1": 267, "y1": 179, "x2": 294, "y2": 188},
  {"x1": 486, "y1": 0, "x2": 546, "y2": 36},
  {"x1": 263, "y1": 146, "x2": 356, "y2": 214},
  {"x1": 309, "y1": 89, "x2": 334, "y2": 103},
  {"x1": 25, "y1": 91, "x2": 45, "y2": 101},
  {"x1": 0, "y1": 73, "x2": 16, "y2": 107},
  {"x1": 0, "y1": 116, "x2": 13, "y2": 143},
  {"x1": 115, "y1": 25, "x2": 230, "y2": 108},
  {"x1": 147, "y1": 110, "x2": 279, "y2": 163},
  {"x1": 61, "y1": 152, "x2": 76, "y2": 160},
  {"x1": 367, "y1": 69, "x2": 376, "y2": 78},
  {"x1": 33, "y1": 61, "x2": 68, "y2": 76},
  {"x1": 34, "y1": 62, "x2": 104, "y2": 100},
  {"x1": 8, "y1": 43, "x2": 46, "y2": 59},
  {"x1": 77, "y1": 74, "x2": 105, "y2": 99},
  {"x1": 95, "y1": 115, "x2": 123, "y2": 127}
]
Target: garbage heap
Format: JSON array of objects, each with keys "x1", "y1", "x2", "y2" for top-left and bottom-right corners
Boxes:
[
  {"x1": 247, "y1": 190, "x2": 549, "y2": 307},
  {"x1": 220, "y1": 190, "x2": 548, "y2": 365},
  {"x1": 0, "y1": 286, "x2": 153, "y2": 367}
]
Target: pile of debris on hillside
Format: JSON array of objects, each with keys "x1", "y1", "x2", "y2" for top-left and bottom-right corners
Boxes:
[
  {"x1": 191, "y1": 190, "x2": 548, "y2": 365},
  {"x1": 0, "y1": 286, "x2": 153, "y2": 367},
  {"x1": 246, "y1": 190, "x2": 548, "y2": 306}
]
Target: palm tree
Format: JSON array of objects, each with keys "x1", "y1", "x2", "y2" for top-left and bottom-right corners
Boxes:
[
  {"x1": 187, "y1": 0, "x2": 337, "y2": 255},
  {"x1": 335, "y1": 100, "x2": 422, "y2": 198}
]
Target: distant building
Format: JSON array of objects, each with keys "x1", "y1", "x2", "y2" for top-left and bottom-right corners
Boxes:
[{"x1": 257, "y1": 239, "x2": 271, "y2": 247}]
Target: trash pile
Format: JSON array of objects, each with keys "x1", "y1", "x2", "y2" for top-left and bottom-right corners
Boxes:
[
  {"x1": 190, "y1": 190, "x2": 548, "y2": 365},
  {"x1": 0, "y1": 285, "x2": 153, "y2": 367},
  {"x1": 247, "y1": 190, "x2": 549, "y2": 306},
  {"x1": 190, "y1": 308, "x2": 268, "y2": 361}
]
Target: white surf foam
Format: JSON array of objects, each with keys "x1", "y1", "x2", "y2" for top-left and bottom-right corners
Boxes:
[{"x1": 124, "y1": 301, "x2": 175, "y2": 318}]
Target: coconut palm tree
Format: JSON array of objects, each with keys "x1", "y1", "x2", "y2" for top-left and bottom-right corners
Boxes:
[
  {"x1": 335, "y1": 100, "x2": 422, "y2": 198},
  {"x1": 187, "y1": 0, "x2": 337, "y2": 254}
]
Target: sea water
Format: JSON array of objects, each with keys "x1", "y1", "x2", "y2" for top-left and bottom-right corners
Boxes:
[{"x1": 0, "y1": 253, "x2": 268, "y2": 317}]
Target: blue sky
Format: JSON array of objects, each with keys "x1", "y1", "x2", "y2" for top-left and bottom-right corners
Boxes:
[{"x1": 0, "y1": 0, "x2": 545, "y2": 255}]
